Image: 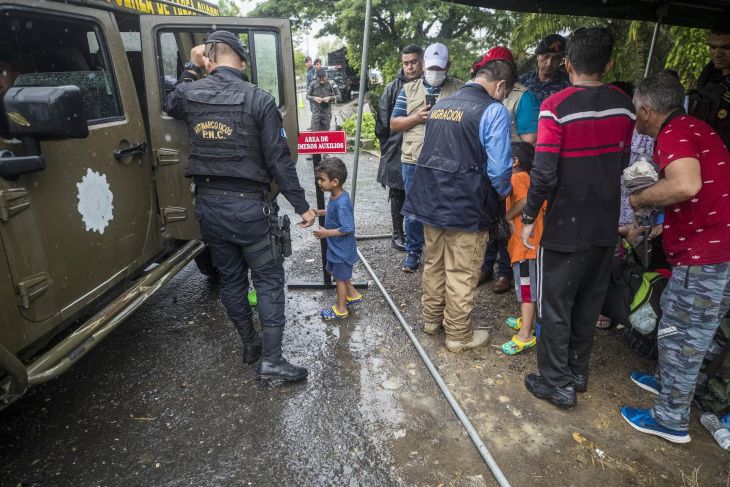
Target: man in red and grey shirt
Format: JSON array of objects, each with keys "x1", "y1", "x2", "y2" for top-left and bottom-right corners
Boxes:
[
  {"x1": 620, "y1": 73, "x2": 730, "y2": 444},
  {"x1": 520, "y1": 28, "x2": 636, "y2": 409}
]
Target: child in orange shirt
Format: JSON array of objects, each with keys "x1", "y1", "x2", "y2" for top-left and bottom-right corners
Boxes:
[{"x1": 501, "y1": 142, "x2": 545, "y2": 355}]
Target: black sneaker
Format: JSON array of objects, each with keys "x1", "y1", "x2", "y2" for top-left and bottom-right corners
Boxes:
[
  {"x1": 572, "y1": 373, "x2": 588, "y2": 393},
  {"x1": 524, "y1": 373, "x2": 576, "y2": 409}
]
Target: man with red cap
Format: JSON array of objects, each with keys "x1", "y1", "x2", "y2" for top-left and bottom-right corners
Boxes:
[{"x1": 474, "y1": 47, "x2": 541, "y2": 294}]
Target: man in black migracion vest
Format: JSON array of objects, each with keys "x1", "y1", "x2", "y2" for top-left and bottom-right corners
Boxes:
[
  {"x1": 402, "y1": 59, "x2": 515, "y2": 353},
  {"x1": 166, "y1": 30, "x2": 316, "y2": 383}
]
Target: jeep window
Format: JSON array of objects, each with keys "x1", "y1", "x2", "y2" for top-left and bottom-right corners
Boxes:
[
  {"x1": 0, "y1": 11, "x2": 122, "y2": 124},
  {"x1": 252, "y1": 31, "x2": 283, "y2": 107},
  {"x1": 157, "y1": 30, "x2": 251, "y2": 114}
]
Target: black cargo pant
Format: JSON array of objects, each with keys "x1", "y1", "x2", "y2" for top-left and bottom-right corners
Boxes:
[
  {"x1": 536, "y1": 246, "x2": 614, "y2": 387},
  {"x1": 195, "y1": 193, "x2": 285, "y2": 329}
]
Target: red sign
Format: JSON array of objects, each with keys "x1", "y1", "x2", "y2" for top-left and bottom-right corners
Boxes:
[{"x1": 297, "y1": 130, "x2": 347, "y2": 154}]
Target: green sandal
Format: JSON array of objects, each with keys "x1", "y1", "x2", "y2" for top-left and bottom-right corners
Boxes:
[
  {"x1": 505, "y1": 317, "x2": 522, "y2": 330},
  {"x1": 501, "y1": 334, "x2": 537, "y2": 355}
]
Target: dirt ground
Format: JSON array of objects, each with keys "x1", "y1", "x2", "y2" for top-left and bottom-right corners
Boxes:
[
  {"x1": 325, "y1": 147, "x2": 730, "y2": 486},
  {"x1": 1, "y1": 102, "x2": 728, "y2": 486}
]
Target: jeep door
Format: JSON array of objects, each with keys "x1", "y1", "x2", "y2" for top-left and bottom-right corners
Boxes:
[
  {"x1": 140, "y1": 16, "x2": 298, "y2": 240},
  {"x1": 0, "y1": 2, "x2": 153, "y2": 342}
]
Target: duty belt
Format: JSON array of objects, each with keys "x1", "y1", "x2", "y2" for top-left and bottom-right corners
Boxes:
[{"x1": 195, "y1": 187, "x2": 269, "y2": 201}]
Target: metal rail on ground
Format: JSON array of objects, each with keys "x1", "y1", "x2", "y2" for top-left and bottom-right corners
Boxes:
[
  {"x1": 357, "y1": 248, "x2": 511, "y2": 487},
  {"x1": 347, "y1": 0, "x2": 509, "y2": 481},
  {"x1": 355, "y1": 233, "x2": 392, "y2": 241}
]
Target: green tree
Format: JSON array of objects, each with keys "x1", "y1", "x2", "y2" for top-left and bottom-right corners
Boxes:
[
  {"x1": 665, "y1": 27, "x2": 710, "y2": 89},
  {"x1": 218, "y1": 0, "x2": 241, "y2": 16},
  {"x1": 510, "y1": 14, "x2": 709, "y2": 87},
  {"x1": 252, "y1": 0, "x2": 516, "y2": 83},
  {"x1": 293, "y1": 49, "x2": 307, "y2": 83}
]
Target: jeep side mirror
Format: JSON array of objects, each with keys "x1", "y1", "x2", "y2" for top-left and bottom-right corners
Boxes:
[
  {"x1": 3, "y1": 86, "x2": 89, "y2": 139},
  {"x1": 0, "y1": 86, "x2": 89, "y2": 179}
]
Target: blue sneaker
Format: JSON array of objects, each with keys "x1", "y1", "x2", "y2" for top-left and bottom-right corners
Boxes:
[
  {"x1": 402, "y1": 253, "x2": 420, "y2": 273},
  {"x1": 620, "y1": 406, "x2": 691, "y2": 443},
  {"x1": 631, "y1": 371, "x2": 660, "y2": 395}
]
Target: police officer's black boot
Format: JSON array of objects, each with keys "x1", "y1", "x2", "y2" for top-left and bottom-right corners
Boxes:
[
  {"x1": 257, "y1": 326, "x2": 308, "y2": 383},
  {"x1": 391, "y1": 214, "x2": 406, "y2": 252},
  {"x1": 234, "y1": 319, "x2": 261, "y2": 364}
]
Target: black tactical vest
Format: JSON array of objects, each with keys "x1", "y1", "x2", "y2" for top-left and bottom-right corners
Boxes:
[
  {"x1": 182, "y1": 70, "x2": 269, "y2": 183},
  {"x1": 402, "y1": 83, "x2": 500, "y2": 232},
  {"x1": 688, "y1": 76, "x2": 730, "y2": 150}
]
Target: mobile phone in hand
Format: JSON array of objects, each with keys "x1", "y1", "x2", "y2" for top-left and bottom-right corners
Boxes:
[{"x1": 425, "y1": 94, "x2": 437, "y2": 110}]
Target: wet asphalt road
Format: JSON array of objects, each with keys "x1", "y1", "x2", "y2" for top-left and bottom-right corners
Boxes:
[{"x1": 0, "y1": 104, "x2": 493, "y2": 486}]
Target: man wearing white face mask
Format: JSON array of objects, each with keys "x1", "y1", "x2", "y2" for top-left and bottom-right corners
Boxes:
[{"x1": 391, "y1": 42, "x2": 463, "y2": 274}]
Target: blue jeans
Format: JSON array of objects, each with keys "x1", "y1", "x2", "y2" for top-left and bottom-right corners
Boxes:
[
  {"x1": 401, "y1": 162, "x2": 424, "y2": 255},
  {"x1": 482, "y1": 237, "x2": 511, "y2": 277}
]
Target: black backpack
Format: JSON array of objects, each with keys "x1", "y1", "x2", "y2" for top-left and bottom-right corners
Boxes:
[{"x1": 602, "y1": 241, "x2": 669, "y2": 360}]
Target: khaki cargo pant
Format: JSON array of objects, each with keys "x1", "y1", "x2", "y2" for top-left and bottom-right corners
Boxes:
[{"x1": 422, "y1": 224, "x2": 488, "y2": 343}]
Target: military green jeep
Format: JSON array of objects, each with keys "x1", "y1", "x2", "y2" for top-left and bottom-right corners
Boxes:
[{"x1": 0, "y1": 0, "x2": 298, "y2": 410}]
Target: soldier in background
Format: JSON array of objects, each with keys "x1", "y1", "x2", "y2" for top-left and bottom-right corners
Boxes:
[
  {"x1": 307, "y1": 68, "x2": 340, "y2": 132},
  {"x1": 688, "y1": 26, "x2": 730, "y2": 149},
  {"x1": 518, "y1": 34, "x2": 571, "y2": 104}
]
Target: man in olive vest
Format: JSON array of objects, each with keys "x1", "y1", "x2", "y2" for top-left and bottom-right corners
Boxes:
[{"x1": 391, "y1": 42, "x2": 463, "y2": 273}]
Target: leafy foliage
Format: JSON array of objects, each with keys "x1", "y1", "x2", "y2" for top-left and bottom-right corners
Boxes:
[
  {"x1": 342, "y1": 111, "x2": 379, "y2": 149},
  {"x1": 217, "y1": 0, "x2": 241, "y2": 16},
  {"x1": 510, "y1": 14, "x2": 709, "y2": 86},
  {"x1": 665, "y1": 27, "x2": 710, "y2": 89},
  {"x1": 252, "y1": 0, "x2": 515, "y2": 85}
]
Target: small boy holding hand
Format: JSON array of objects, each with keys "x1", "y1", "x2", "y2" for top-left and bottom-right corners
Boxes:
[
  {"x1": 501, "y1": 142, "x2": 545, "y2": 355},
  {"x1": 313, "y1": 157, "x2": 362, "y2": 320}
]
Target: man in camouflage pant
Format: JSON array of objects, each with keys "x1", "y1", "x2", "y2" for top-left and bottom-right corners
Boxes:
[{"x1": 621, "y1": 73, "x2": 730, "y2": 443}]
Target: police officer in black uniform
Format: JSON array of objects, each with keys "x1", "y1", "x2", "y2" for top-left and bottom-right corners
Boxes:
[{"x1": 166, "y1": 31, "x2": 316, "y2": 383}]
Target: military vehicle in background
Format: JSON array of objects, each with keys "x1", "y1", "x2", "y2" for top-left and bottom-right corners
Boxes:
[
  {"x1": 0, "y1": 0, "x2": 298, "y2": 410},
  {"x1": 327, "y1": 47, "x2": 364, "y2": 102}
]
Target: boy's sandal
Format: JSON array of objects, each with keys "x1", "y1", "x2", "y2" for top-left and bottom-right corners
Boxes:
[
  {"x1": 505, "y1": 317, "x2": 522, "y2": 330},
  {"x1": 346, "y1": 294, "x2": 363, "y2": 307},
  {"x1": 501, "y1": 335, "x2": 537, "y2": 355},
  {"x1": 321, "y1": 305, "x2": 349, "y2": 320}
]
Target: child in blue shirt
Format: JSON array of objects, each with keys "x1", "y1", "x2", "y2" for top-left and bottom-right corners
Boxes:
[{"x1": 313, "y1": 157, "x2": 362, "y2": 320}]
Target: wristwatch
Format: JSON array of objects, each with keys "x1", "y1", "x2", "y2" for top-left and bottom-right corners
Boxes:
[
  {"x1": 183, "y1": 61, "x2": 203, "y2": 78},
  {"x1": 520, "y1": 211, "x2": 536, "y2": 225}
]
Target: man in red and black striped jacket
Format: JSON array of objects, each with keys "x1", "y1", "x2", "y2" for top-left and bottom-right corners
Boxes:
[{"x1": 520, "y1": 28, "x2": 636, "y2": 408}]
